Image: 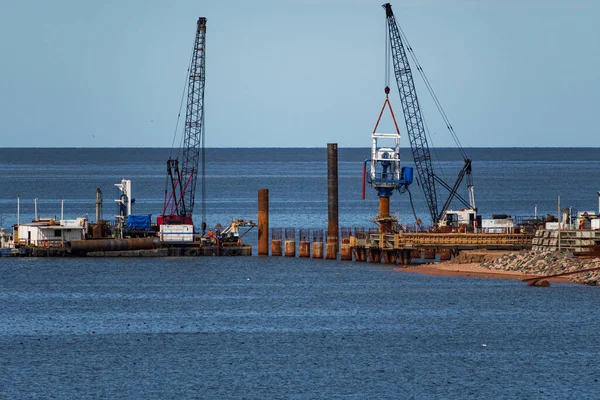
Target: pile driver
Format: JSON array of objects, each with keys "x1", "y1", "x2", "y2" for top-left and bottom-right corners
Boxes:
[{"x1": 362, "y1": 86, "x2": 414, "y2": 233}]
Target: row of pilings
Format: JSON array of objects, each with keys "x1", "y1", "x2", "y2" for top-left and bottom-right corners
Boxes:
[
  {"x1": 258, "y1": 225, "x2": 454, "y2": 262},
  {"x1": 352, "y1": 245, "x2": 452, "y2": 264},
  {"x1": 257, "y1": 143, "x2": 344, "y2": 259},
  {"x1": 268, "y1": 228, "x2": 348, "y2": 259},
  {"x1": 268, "y1": 228, "x2": 352, "y2": 260},
  {"x1": 255, "y1": 143, "x2": 451, "y2": 262},
  {"x1": 270, "y1": 228, "x2": 328, "y2": 258}
]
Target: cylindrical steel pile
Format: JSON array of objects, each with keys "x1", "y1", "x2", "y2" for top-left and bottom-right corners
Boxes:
[{"x1": 67, "y1": 237, "x2": 161, "y2": 255}]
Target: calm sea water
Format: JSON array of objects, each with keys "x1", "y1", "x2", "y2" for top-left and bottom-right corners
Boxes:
[
  {"x1": 1, "y1": 147, "x2": 600, "y2": 230},
  {"x1": 2, "y1": 148, "x2": 600, "y2": 399}
]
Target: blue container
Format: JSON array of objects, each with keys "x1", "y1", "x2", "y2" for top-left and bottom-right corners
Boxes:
[
  {"x1": 402, "y1": 167, "x2": 414, "y2": 185},
  {"x1": 125, "y1": 214, "x2": 152, "y2": 231}
]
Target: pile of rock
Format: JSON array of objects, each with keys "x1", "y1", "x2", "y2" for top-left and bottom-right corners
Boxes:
[
  {"x1": 450, "y1": 250, "x2": 511, "y2": 264},
  {"x1": 479, "y1": 250, "x2": 600, "y2": 286}
]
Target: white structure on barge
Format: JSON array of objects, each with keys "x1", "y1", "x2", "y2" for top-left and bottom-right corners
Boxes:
[{"x1": 15, "y1": 218, "x2": 87, "y2": 247}]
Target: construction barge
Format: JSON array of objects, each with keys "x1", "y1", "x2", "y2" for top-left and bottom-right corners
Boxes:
[
  {"x1": 1, "y1": 219, "x2": 253, "y2": 258},
  {"x1": 0, "y1": 16, "x2": 253, "y2": 259},
  {"x1": 32, "y1": 238, "x2": 250, "y2": 258},
  {"x1": 0, "y1": 18, "x2": 253, "y2": 258},
  {"x1": 0, "y1": 179, "x2": 254, "y2": 258},
  {"x1": 1, "y1": 218, "x2": 253, "y2": 258}
]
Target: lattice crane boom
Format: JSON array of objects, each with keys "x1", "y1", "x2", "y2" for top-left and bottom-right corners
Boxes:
[
  {"x1": 383, "y1": 3, "x2": 439, "y2": 224},
  {"x1": 181, "y1": 17, "x2": 206, "y2": 218},
  {"x1": 383, "y1": 3, "x2": 475, "y2": 226},
  {"x1": 160, "y1": 17, "x2": 207, "y2": 226}
]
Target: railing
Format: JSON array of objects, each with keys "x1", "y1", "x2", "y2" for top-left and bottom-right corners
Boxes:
[
  {"x1": 266, "y1": 226, "x2": 537, "y2": 253},
  {"x1": 363, "y1": 232, "x2": 534, "y2": 249}
]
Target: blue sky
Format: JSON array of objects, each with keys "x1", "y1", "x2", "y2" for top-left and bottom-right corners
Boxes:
[{"x1": 1, "y1": 0, "x2": 598, "y2": 148}]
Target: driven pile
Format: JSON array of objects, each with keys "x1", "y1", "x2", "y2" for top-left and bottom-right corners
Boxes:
[{"x1": 478, "y1": 250, "x2": 600, "y2": 286}]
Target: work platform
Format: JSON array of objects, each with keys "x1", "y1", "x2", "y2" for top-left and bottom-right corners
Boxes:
[
  {"x1": 354, "y1": 232, "x2": 534, "y2": 250},
  {"x1": 350, "y1": 232, "x2": 534, "y2": 264}
]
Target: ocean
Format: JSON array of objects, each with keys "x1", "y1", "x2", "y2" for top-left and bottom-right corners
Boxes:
[
  {"x1": 2, "y1": 147, "x2": 600, "y2": 231},
  {"x1": 2, "y1": 147, "x2": 600, "y2": 399}
]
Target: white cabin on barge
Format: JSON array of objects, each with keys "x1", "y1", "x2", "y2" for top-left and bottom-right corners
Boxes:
[{"x1": 15, "y1": 218, "x2": 87, "y2": 247}]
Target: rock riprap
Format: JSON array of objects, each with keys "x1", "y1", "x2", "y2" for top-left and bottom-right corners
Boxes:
[{"x1": 478, "y1": 250, "x2": 600, "y2": 285}]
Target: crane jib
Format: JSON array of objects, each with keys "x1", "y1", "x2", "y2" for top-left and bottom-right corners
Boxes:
[{"x1": 161, "y1": 17, "x2": 207, "y2": 228}]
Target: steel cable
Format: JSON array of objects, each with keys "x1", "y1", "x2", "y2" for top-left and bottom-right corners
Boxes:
[{"x1": 397, "y1": 26, "x2": 468, "y2": 161}]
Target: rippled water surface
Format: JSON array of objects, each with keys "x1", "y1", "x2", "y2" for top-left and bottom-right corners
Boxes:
[
  {"x1": 2, "y1": 148, "x2": 600, "y2": 398},
  {"x1": 2, "y1": 256, "x2": 600, "y2": 399}
]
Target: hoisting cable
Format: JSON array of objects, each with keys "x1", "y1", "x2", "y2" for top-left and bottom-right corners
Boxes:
[
  {"x1": 406, "y1": 187, "x2": 423, "y2": 230},
  {"x1": 201, "y1": 107, "x2": 206, "y2": 225},
  {"x1": 385, "y1": 19, "x2": 390, "y2": 88},
  {"x1": 164, "y1": 36, "x2": 196, "y2": 207},
  {"x1": 397, "y1": 26, "x2": 468, "y2": 161},
  {"x1": 420, "y1": 105, "x2": 446, "y2": 181},
  {"x1": 169, "y1": 37, "x2": 196, "y2": 160}
]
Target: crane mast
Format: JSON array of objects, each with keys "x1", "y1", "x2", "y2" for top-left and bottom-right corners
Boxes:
[
  {"x1": 181, "y1": 17, "x2": 206, "y2": 220},
  {"x1": 383, "y1": 3, "x2": 475, "y2": 227},
  {"x1": 160, "y1": 17, "x2": 206, "y2": 227},
  {"x1": 383, "y1": 3, "x2": 438, "y2": 223}
]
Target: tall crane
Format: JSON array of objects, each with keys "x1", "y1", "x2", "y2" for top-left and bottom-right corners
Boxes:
[
  {"x1": 382, "y1": 3, "x2": 476, "y2": 228},
  {"x1": 158, "y1": 17, "x2": 207, "y2": 228}
]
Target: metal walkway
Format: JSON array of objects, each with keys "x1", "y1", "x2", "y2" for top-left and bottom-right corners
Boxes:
[{"x1": 352, "y1": 232, "x2": 534, "y2": 251}]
